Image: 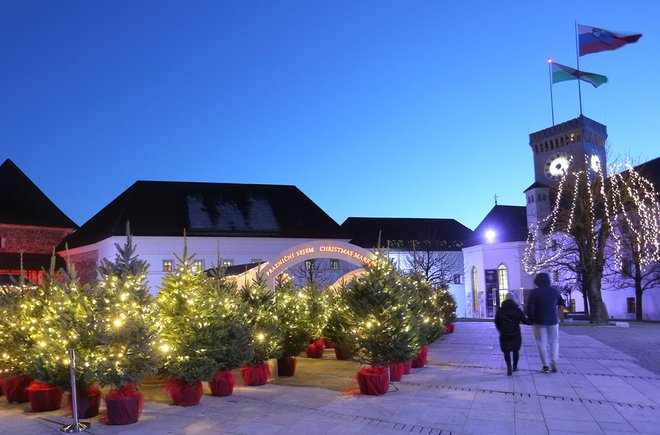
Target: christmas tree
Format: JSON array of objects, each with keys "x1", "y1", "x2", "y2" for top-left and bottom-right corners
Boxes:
[
  {"x1": 93, "y1": 233, "x2": 161, "y2": 389},
  {"x1": 323, "y1": 285, "x2": 356, "y2": 358},
  {"x1": 339, "y1": 253, "x2": 418, "y2": 366},
  {"x1": 156, "y1": 243, "x2": 217, "y2": 384},
  {"x1": 275, "y1": 275, "x2": 311, "y2": 358},
  {"x1": 240, "y1": 275, "x2": 283, "y2": 365},
  {"x1": 22, "y1": 255, "x2": 99, "y2": 391},
  {"x1": 406, "y1": 273, "x2": 454, "y2": 347},
  {"x1": 0, "y1": 283, "x2": 33, "y2": 378}
]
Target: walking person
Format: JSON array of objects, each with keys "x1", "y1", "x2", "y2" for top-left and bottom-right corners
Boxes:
[
  {"x1": 495, "y1": 292, "x2": 531, "y2": 376},
  {"x1": 525, "y1": 272, "x2": 566, "y2": 373}
]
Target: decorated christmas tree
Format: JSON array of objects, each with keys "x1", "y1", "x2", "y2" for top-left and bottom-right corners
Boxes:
[
  {"x1": 156, "y1": 244, "x2": 217, "y2": 386},
  {"x1": 339, "y1": 253, "x2": 418, "y2": 367},
  {"x1": 405, "y1": 273, "x2": 453, "y2": 347},
  {"x1": 275, "y1": 275, "x2": 312, "y2": 359},
  {"x1": 0, "y1": 281, "x2": 33, "y2": 379},
  {"x1": 22, "y1": 256, "x2": 99, "y2": 392},
  {"x1": 240, "y1": 275, "x2": 283, "y2": 365},
  {"x1": 94, "y1": 233, "x2": 161, "y2": 390},
  {"x1": 323, "y1": 285, "x2": 356, "y2": 359}
]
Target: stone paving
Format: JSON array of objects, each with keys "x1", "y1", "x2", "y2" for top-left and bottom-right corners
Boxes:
[{"x1": 2, "y1": 322, "x2": 660, "y2": 434}]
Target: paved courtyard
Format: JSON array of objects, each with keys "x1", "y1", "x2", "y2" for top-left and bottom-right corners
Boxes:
[{"x1": 2, "y1": 321, "x2": 660, "y2": 434}]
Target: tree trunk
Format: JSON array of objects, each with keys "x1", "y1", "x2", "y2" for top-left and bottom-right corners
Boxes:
[
  {"x1": 587, "y1": 277, "x2": 608, "y2": 324},
  {"x1": 581, "y1": 280, "x2": 590, "y2": 316},
  {"x1": 635, "y1": 276, "x2": 643, "y2": 321}
]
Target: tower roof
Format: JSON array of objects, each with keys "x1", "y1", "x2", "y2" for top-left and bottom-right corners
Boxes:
[
  {"x1": 59, "y1": 180, "x2": 349, "y2": 249},
  {"x1": 466, "y1": 205, "x2": 528, "y2": 247},
  {"x1": 0, "y1": 159, "x2": 77, "y2": 228}
]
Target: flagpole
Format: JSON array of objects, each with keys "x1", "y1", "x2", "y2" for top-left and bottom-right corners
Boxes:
[
  {"x1": 575, "y1": 21, "x2": 583, "y2": 115},
  {"x1": 548, "y1": 60, "x2": 555, "y2": 126}
]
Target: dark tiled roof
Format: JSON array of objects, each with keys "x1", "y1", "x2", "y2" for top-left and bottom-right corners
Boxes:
[
  {"x1": 340, "y1": 217, "x2": 473, "y2": 251},
  {"x1": 0, "y1": 252, "x2": 66, "y2": 271},
  {"x1": 524, "y1": 181, "x2": 550, "y2": 192},
  {"x1": 466, "y1": 205, "x2": 528, "y2": 247},
  {"x1": 0, "y1": 159, "x2": 76, "y2": 228},
  {"x1": 634, "y1": 156, "x2": 660, "y2": 190},
  {"x1": 60, "y1": 181, "x2": 349, "y2": 249}
]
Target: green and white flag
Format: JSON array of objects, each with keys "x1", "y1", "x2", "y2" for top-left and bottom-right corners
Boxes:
[{"x1": 551, "y1": 61, "x2": 608, "y2": 88}]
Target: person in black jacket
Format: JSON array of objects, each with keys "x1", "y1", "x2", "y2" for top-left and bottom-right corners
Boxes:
[
  {"x1": 495, "y1": 292, "x2": 531, "y2": 376},
  {"x1": 525, "y1": 272, "x2": 566, "y2": 373}
]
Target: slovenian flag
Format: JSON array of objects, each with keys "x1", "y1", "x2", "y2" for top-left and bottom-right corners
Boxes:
[
  {"x1": 551, "y1": 62, "x2": 608, "y2": 88},
  {"x1": 578, "y1": 24, "x2": 642, "y2": 56}
]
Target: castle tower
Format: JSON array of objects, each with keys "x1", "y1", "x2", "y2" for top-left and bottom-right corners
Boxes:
[{"x1": 525, "y1": 115, "x2": 608, "y2": 228}]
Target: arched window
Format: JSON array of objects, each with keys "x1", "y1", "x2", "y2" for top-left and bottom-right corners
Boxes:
[
  {"x1": 471, "y1": 267, "x2": 479, "y2": 312},
  {"x1": 498, "y1": 264, "x2": 509, "y2": 307}
]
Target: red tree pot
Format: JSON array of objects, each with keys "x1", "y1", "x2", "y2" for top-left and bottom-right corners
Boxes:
[
  {"x1": 67, "y1": 386, "x2": 101, "y2": 418},
  {"x1": 0, "y1": 376, "x2": 5, "y2": 396},
  {"x1": 446, "y1": 323, "x2": 455, "y2": 333},
  {"x1": 209, "y1": 370, "x2": 236, "y2": 397},
  {"x1": 3, "y1": 375, "x2": 32, "y2": 403},
  {"x1": 403, "y1": 360, "x2": 412, "y2": 375},
  {"x1": 240, "y1": 363, "x2": 270, "y2": 386},
  {"x1": 356, "y1": 367, "x2": 389, "y2": 396},
  {"x1": 334, "y1": 347, "x2": 350, "y2": 360},
  {"x1": 277, "y1": 356, "x2": 297, "y2": 377},
  {"x1": 323, "y1": 338, "x2": 335, "y2": 349},
  {"x1": 389, "y1": 363, "x2": 404, "y2": 382},
  {"x1": 167, "y1": 379, "x2": 203, "y2": 406},
  {"x1": 104, "y1": 384, "x2": 143, "y2": 425},
  {"x1": 306, "y1": 341, "x2": 324, "y2": 358},
  {"x1": 27, "y1": 382, "x2": 62, "y2": 412},
  {"x1": 411, "y1": 346, "x2": 429, "y2": 368}
]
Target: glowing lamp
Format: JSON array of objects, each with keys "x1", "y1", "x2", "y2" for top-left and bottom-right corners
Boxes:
[{"x1": 485, "y1": 229, "x2": 496, "y2": 242}]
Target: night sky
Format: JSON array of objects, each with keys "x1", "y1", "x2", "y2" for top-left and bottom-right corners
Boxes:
[{"x1": 2, "y1": 1, "x2": 658, "y2": 230}]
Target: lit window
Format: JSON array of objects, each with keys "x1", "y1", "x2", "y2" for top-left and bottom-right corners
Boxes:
[
  {"x1": 163, "y1": 260, "x2": 173, "y2": 272},
  {"x1": 191, "y1": 260, "x2": 204, "y2": 274},
  {"x1": 497, "y1": 264, "x2": 509, "y2": 306},
  {"x1": 305, "y1": 260, "x2": 313, "y2": 270},
  {"x1": 0, "y1": 237, "x2": 5, "y2": 249},
  {"x1": 222, "y1": 259, "x2": 234, "y2": 267},
  {"x1": 472, "y1": 267, "x2": 479, "y2": 311},
  {"x1": 330, "y1": 259, "x2": 339, "y2": 270}
]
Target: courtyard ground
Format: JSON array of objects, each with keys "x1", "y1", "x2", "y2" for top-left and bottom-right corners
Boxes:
[{"x1": 1, "y1": 321, "x2": 659, "y2": 434}]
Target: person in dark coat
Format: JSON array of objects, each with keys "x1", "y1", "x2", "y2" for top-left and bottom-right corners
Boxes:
[
  {"x1": 495, "y1": 292, "x2": 531, "y2": 376},
  {"x1": 525, "y1": 272, "x2": 566, "y2": 373}
]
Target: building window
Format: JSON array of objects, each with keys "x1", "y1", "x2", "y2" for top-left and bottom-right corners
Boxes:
[
  {"x1": 471, "y1": 267, "x2": 479, "y2": 311},
  {"x1": 553, "y1": 271, "x2": 559, "y2": 282},
  {"x1": 163, "y1": 260, "x2": 173, "y2": 272},
  {"x1": 191, "y1": 259, "x2": 204, "y2": 274},
  {"x1": 222, "y1": 259, "x2": 234, "y2": 267},
  {"x1": 627, "y1": 297, "x2": 635, "y2": 314},
  {"x1": 0, "y1": 237, "x2": 5, "y2": 249},
  {"x1": 250, "y1": 258, "x2": 262, "y2": 264},
  {"x1": 329, "y1": 259, "x2": 339, "y2": 270},
  {"x1": 453, "y1": 273, "x2": 462, "y2": 284},
  {"x1": 305, "y1": 260, "x2": 313, "y2": 270},
  {"x1": 497, "y1": 264, "x2": 509, "y2": 306},
  {"x1": 621, "y1": 258, "x2": 632, "y2": 276}
]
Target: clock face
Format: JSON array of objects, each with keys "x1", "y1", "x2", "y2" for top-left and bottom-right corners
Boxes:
[
  {"x1": 544, "y1": 152, "x2": 571, "y2": 181},
  {"x1": 590, "y1": 154, "x2": 601, "y2": 172}
]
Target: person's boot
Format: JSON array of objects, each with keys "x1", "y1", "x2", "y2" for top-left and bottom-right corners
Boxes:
[
  {"x1": 551, "y1": 364, "x2": 558, "y2": 373},
  {"x1": 542, "y1": 366, "x2": 550, "y2": 373}
]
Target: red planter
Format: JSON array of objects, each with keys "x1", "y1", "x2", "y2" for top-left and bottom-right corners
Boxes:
[
  {"x1": 27, "y1": 382, "x2": 62, "y2": 412},
  {"x1": 167, "y1": 379, "x2": 203, "y2": 406},
  {"x1": 3, "y1": 375, "x2": 32, "y2": 403},
  {"x1": 0, "y1": 376, "x2": 5, "y2": 396},
  {"x1": 356, "y1": 367, "x2": 389, "y2": 396},
  {"x1": 104, "y1": 385, "x2": 143, "y2": 425},
  {"x1": 240, "y1": 363, "x2": 270, "y2": 386},
  {"x1": 403, "y1": 360, "x2": 412, "y2": 375},
  {"x1": 67, "y1": 386, "x2": 101, "y2": 418},
  {"x1": 389, "y1": 363, "x2": 404, "y2": 382},
  {"x1": 323, "y1": 338, "x2": 335, "y2": 349},
  {"x1": 334, "y1": 347, "x2": 350, "y2": 360},
  {"x1": 412, "y1": 347, "x2": 429, "y2": 368},
  {"x1": 277, "y1": 356, "x2": 297, "y2": 377},
  {"x1": 306, "y1": 341, "x2": 324, "y2": 358},
  {"x1": 446, "y1": 323, "x2": 455, "y2": 333},
  {"x1": 209, "y1": 370, "x2": 236, "y2": 397}
]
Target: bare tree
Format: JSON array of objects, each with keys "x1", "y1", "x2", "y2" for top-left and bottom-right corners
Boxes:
[{"x1": 405, "y1": 240, "x2": 463, "y2": 289}]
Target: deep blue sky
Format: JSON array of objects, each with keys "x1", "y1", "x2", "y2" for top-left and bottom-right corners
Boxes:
[{"x1": 2, "y1": 1, "x2": 658, "y2": 230}]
